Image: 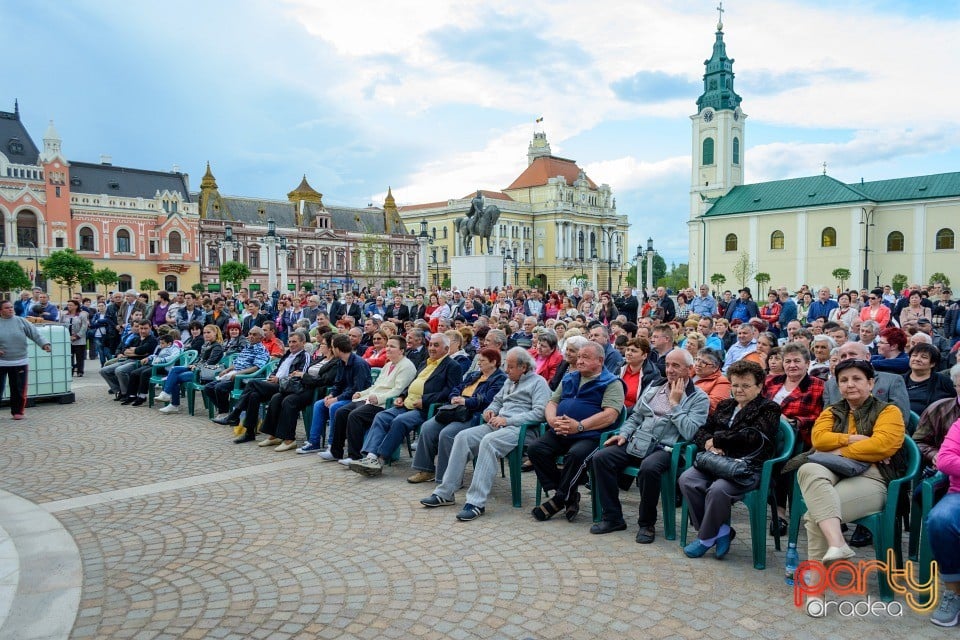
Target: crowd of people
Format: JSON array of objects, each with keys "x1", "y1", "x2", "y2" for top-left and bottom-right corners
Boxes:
[{"x1": 9, "y1": 277, "x2": 958, "y2": 624}]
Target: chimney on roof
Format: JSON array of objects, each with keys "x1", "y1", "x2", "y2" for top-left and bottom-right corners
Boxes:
[{"x1": 100, "y1": 154, "x2": 112, "y2": 166}]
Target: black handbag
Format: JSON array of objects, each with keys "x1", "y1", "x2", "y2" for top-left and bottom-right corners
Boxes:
[
  {"x1": 434, "y1": 404, "x2": 471, "y2": 425},
  {"x1": 694, "y1": 427, "x2": 769, "y2": 488},
  {"x1": 279, "y1": 376, "x2": 304, "y2": 395},
  {"x1": 807, "y1": 452, "x2": 870, "y2": 478}
]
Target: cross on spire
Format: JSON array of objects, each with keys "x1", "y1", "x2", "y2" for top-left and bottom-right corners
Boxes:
[
  {"x1": 716, "y1": 1, "x2": 724, "y2": 30},
  {"x1": 821, "y1": 162, "x2": 828, "y2": 175}
]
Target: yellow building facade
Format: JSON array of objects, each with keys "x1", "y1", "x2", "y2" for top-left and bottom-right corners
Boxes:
[{"x1": 400, "y1": 132, "x2": 630, "y2": 292}]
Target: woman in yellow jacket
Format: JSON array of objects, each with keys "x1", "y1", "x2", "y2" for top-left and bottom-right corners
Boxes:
[{"x1": 793, "y1": 359, "x2": 906, "y2": 564}]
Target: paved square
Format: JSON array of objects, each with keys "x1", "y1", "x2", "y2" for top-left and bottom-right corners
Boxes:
[{"x1": 0, "y1": 370, "x2": 946, "y2": 639}]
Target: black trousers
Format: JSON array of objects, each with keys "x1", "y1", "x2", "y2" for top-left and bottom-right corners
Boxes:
[
  {"x1": 329, "y1": 402, "x2": 383, "y2": 460},
  {"x1": 71, "y1": 344, "x2": 86, "y2": 375},
  {"x1": 591, "y1": 445, "x2": 671, "y2": 527},
  {"x1": 0, "y1": 365, "x2": 28, "y2": 415},
  {"x1": 230, "y1": 380, "x2": 280, "y2": 430},
  {"x1": 129, "y1": 365, "x2": 154, "y2": 396},
  {"x1": 527, "y1": 430, "x2": 600, "y2": 502},
  {"x1": 260, "y1": 387, "x2": 316, "y2": 441}
]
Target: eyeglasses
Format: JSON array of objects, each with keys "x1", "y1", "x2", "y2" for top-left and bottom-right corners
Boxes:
[
  {"x1": 730, "y1": 383, "x2": 757, "y2": 390},
  {"x1": 694, "y1": 359, "x2": 717, "y2": 368}
]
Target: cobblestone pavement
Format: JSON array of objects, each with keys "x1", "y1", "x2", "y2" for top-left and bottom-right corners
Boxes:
[{"x1": 0, "y1": 366, "x2": 948, "y2": 639}]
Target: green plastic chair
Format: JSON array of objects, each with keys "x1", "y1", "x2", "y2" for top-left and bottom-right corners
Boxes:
[
  {"x1": 370, "y1": 367, "x2": 382, "y2": 383},
  {"x1": 680, "y1": 419, "x2": 795, "y2": 569},
  {"x1": 906, "y1": 411, "x2": 920, "y2": 436},
  {"x1": 387, "y1": 402, "x2": 441, "y2": 464},
  {"x1": 587, "y1": 433, "x2": 694, "y2": 541},
  {"x1": 228, "y1": 359, "x2": 279, "y2": 409},
  {"x1": 147, "y1": 350, "x2": 198, "y2": 407},
  {"x1": 913, "y1": 471, "x2": 947, "y2": 606},
  {"x1": 187, "y1": 353, "x2": 236, "y2": 417},
  {"x1": 787, "y1": 436, "x2": 921, "y2": 600},
  {"x1": 505, "y1": 421, "x2": 546, "y2": 508}
]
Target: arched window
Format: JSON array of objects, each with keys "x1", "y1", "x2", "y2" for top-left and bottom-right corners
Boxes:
[
  {"x1": 16, "y1": 210, "x2": 38, "y2": 246},
  {"x1": 936, "y1": 228, "x2": 955, "y2": 250},
  {"x1": 702, "y1": 137, "x2": 715, "y2": 165},
  {"x1": 168, "y1": 230, "x2": 182, "y2": 254},
  {"x1": 78, "y1": 226, "x2": 96, "y2": 252},
  {"x1": 164, "y1": 275, "x2": 178, "y2": 292},
  {"x1": 733, "y1": 137, "x2": 740, "y2": 165},
  {"x1": 770, "y1": 230, "x2": 784, "y2": 250},
  {"x1": 118, "y1": 274, "x2": 132, "y2": 291},
  {"x1": 116, "y1": 229, "x2": 131, "y2": 253},
  {"x1": 590, "y1": 232, "x2": 596, "y2": 257},
  {"x1": 886, "y1": 231, "x2": 904, "y2": 252},
  {"x1": 724, "y1": 233, "x2": 738, "y2": 252},
  {"x1": 577, "y1": 231, "x2": 584, "y2": 260},
  {"x1": 821, "y1": 227, "x2": 836, "y2": 248}
]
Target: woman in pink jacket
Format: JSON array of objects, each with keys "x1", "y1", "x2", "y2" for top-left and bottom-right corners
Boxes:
[{"x1": 926, "y1": 418, "x2": 960, "y2": 626}]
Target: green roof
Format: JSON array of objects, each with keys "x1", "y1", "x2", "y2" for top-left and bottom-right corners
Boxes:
[{"x1": 703, "y1": 171, "x2": 960, "y2": 217}]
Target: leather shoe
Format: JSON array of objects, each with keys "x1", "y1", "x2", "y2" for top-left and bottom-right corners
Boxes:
[
  {"x1": 769, "y1": 516, "x2": 788, "y2": 537},
  {"x1": 213, "y1": 415, "x2": 239, "y2": 426},
  {"x1": 233, "y1": 435, "x2": 256, "y2": 444},
  {"x1": 849, "y1": 524, "x2": 873, "y2": 548},
  {"x1": 589, "y1": 520, "x2": 627, "y2": 535},
  {"x1": 635, "y1": 526, "x2": 656, "y2": 544}
]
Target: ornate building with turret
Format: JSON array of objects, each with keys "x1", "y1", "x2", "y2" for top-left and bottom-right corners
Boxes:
[
  {"x1": 196, "y1": 165, "x2": 420, "y2": 293},
  {"x1": 399, "y1": 131, "x2": 628, "y2": 292},
  {"x1": 0, "y1": 100, "x2": 200, "y2": 296}
]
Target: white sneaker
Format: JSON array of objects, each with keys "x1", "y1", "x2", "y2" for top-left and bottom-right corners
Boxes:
[
  {"x1": 337, "y1": 457, "x2": 354, "y2": 466},
  {"x1": 213, "y1": 413, "x2": 231, "y2": 421},
  {"x1": 317, "y1": 448, "x2": 336, "y2": 461},
  {"x1": 155, "y1": 391, "x2": 172, "y2": 403},
  {"x1": 158, "y1": 404, "x2": 180, "y2": 414}
]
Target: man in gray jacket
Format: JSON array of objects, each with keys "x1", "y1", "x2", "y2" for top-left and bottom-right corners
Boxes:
[
  {"x1": 823, "y1": 341, "x2": 910, "y2": 422},
  {"x1": 590, "y1": 348, "x2": 710, "y2": 543},
  {"x1": 419, "y1": 347, "x2": 551, "y2": 521},
  {"x1": 0, "y1": 300, "x2": 52, "y2": 419}
]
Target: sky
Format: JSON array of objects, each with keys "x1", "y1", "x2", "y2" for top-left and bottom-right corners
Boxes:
[{"x1": 5, "y1": 0, "x2": 960, "y2": 268}]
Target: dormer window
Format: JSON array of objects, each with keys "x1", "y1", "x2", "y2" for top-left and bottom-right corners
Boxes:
[{"x1": 7, "y1": 138, "x2": 23, "y2": 155}]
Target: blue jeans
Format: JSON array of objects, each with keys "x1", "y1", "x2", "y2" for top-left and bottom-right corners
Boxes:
[
  {"x1": 162, "y1": 366, "x2": 196, "y2": 407},
  {"x1": 362, "y1": 406, "x2": 424, "y2": 458},
  {"x1": 93, "y1": 337, "x2": 112, "y2": 365},
  {"x1": 927, "y1": 492, "x2": 960, "y2": 582},
  {"x1": 309, "y1": 399, "x2": 350, "y2": 446}
]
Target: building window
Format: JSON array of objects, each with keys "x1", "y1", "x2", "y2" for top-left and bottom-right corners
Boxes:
[
  {"x1": 702, "y1": 137, "x2": 715, "y2": 165},
  {"x1": 118, "y1": 274, "x2": 132, "y2": 291},
  {"x1": 249, "y1": 248, "x2": 259, "y2": 268},
  {"x1": 168, "y1": 230, "x2": 182, "y2": 254},
  {"x1": 886, "y1": 231, "x2": 905, "y2": 252},
  {"x1": 287, "y1": 252, "x2": 296, "y2": 268},
  {"x1": 577, "y1": 231, "x2": 584, "y2": 260},
  {"x1": 936, "y1": 228, "x2": 955, "y2": 250},
  {"x1": 55, "y1": 236, "x2": 64, "y2": 248},
  {"x1": 116, "y1": 229, "x2": 131, "y2": 253},
  {"x1": 335, "y1": 252, "x2": 344, "y2": 271},
  {"x1": 149, "y1": 240, "x2": 158, "y2": 254},
  {"x1": 821, "y1": 227, "x2": 836, "y2": 248},
  {"x1": 321, "y1": 252, "x2": 330, "y2": 271},
  {"x1": 724, "y1": 233, "x2": 738, "y2": 252},
  {"x1": 394, "y1": 254, "x2": 402, "y2": 272},
  {"x1": 16, "y1": 211, "x2": 38, "y2": 247},
  {"x1": 164, "y1": 275, "x2": 178, "y2": 292},
  {"x1": 79, "y1": 226, "x2": 96, "y2": 252},
  {"x1": 208, "y1": 247, "x2": 219, "y2": 267},
  {"x1": 305, "y1": 252, "x2": 314, "y2": 270},
  {"x1": 770, "y1": 230, "x2": 784, "y2": 250},
  {"x1": 733, "y1": 137, "x2": 740, "y2": 165}
]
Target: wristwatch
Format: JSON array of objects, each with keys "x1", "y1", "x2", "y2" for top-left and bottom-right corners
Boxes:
[{"x1": 577, "y1": 422, "x2": 584, "y2": 433}]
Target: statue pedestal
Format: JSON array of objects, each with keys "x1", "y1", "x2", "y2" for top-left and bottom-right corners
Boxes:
[{"x1": 451, "y1": 255, "x2": 503, "y2": 291}]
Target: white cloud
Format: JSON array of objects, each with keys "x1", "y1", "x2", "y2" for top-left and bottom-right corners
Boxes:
[{"x1": 583, "y1": 155, "x2": 689, "y2": 192}]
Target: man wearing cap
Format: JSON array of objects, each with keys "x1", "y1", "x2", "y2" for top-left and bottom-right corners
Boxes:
[{"x1": 723, "y1": 287, "x2": 759, "y2": 324}]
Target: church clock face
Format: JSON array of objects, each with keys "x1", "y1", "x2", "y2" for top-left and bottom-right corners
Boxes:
[{"x1": 702, "y1": 109, "x2": 714, "y2": 122}]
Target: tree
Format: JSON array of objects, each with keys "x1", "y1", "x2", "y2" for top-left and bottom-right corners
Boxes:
[
  {"x1": 139, "y1": 278, "x2": 160, "y2": 296},
  {"x1": 891, "y1": 273, "x2": 908, "y2": 294},
  {"x1": 638, "y1": 252, "x2": 667, "y2": 292},
  {"x1": 663, "y1": 262, "x2": 689, "y2": 293},
  {"x1": 625, "y1": 264, "x2": 638, "y2": 287},
  {"x1": 191, "y1": 283, "x2": 206, "y2": 295},
  {"x1": 40, "y1": 249, "x2": 94, "y2": 298},
  {"x1": 929, "y1": 272, "x2": 951, "y2": 288},
  {"x1": 0, "y1": 261, "x2": 31, "y2": 294},
  {"x1": 301, "y1": 280, "x2": 315, "y2": 292},
  {"x1": 441, "y1": 276, "x2": 451, "y2": 290},
  {"x1": 831, "y1": 267, "x2": 851, "y2": 291},
  {"x1": 710, "y1": 273, "x2": 727, "y2": 291},
  {"x1": 383, "y1": 279, "x2": 399, "y2": 289},
  {"x1": 92, "y1": 268, "x2": 118, "y2": 296},
  {"x1": 754, "y1": 272, "x2": 771, "y2": 295},
  {"x1": 219, "y1": 261, "x2": 251, "y2": 291},
  {"x1": 731, "y1": 251, "x2": 756, "y2": 289}
]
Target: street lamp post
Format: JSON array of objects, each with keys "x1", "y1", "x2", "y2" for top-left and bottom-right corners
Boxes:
[
  {"x1": 644, "y1": 237, "x2": 655, "y2": 297},
  {"x1": 503, "y1": 249, "x2": 516, "y2": 287},
  {"x1": 860, "y1": 208, "x2": 875, "y2": 290},
  {"x1": 277, "y1": 235, "x2": 289, "y2": 292},
  {"x1": 260, "y1": 217, "x2": 278, "y2": 293},
  {"x1": 418, "y1": 219, "x2": 430, "y2": 290},
  {"x1": 25, "y1": 241, "x2": 39, "y2": 289},
  {"x1": 590, "y1": 248, "x2": 599, "y2": 293}
]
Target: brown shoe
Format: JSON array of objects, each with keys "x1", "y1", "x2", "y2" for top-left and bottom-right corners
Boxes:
[{"x1": 407, "y1": 471, "x2": 436, "y2": 484}]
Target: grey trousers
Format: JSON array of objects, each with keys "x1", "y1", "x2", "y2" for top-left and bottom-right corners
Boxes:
[
  {"x1": 435, "y1": 423, "x2": 520, "y2": 508},
  {"x1": 679, "y1": 466, "x2": 754, "y2": 540},
  {"x1": 412, "y1": 416, "x2": 480, "y2": 479},
  {"x1": 100, "y1": 360, "x2": 139, "y2": 394}
]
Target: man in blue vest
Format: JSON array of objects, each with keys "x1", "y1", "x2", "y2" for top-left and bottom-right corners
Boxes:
[{"x1": 527, "y1": 341, "x2": 623, "y2": 522}]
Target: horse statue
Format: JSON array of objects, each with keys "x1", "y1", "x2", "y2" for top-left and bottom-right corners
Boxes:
[{"x1": 455, "y1": 191, "x2": 501, "y2": 255}]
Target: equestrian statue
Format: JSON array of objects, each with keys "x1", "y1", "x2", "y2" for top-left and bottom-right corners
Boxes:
[{"x1": 455, "y1": 191, "x2": 501, "y2": 255}]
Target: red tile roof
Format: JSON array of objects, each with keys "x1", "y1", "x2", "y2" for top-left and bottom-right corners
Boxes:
[
  {"x1": 506, "y1": 156, "x2": 597, "y2": 190},
  {"x1": 463, "y1": 189, "x2": 514, "y2": 202}
]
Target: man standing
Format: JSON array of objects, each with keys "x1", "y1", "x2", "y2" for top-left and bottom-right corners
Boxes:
[
  {"x1": 656, "y1": 287, "x2": 676, "y2": 322},
  {"x1": 29, "y1": 292, "x2": 59, "y2": 322},
  {"x1": 241, "y1": 300, "x2": 269, "y2": 335},
  {"x1": 590, "y1": 349, "x2": 709, "y2": 542},
  {"x1": 176, "y1": 293, "x2": 206, "y2": 342},
  {"x1": 527, "y1": 341, "x2": 623, "y2": 522},
  {"x1": 0, "y1": 300, "x2": 52, "y2": 419},
  {"x1": 723, "y1": 287, "x2": 759, "y2": 324},
  {"x1": 689, "y1": 284, "x2": 717, "y2": 319},
  {"x1": 777, "y1": 288, "x2": 798, "y2": 334},
  {"x1": 806, "y1": 287, "x2": 839, "y2": 325},
  {"x1": 331, "y1": 291, "x2": 362, "y2": 325},
  {"x1": 418, "y1": 348, "x2": 550, "y2": 520}
]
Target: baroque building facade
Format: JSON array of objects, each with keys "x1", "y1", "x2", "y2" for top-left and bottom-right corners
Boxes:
[
  {"x1": 400, "y1": 132, "x2": 629, "y2": 292},
  {"x1": 688, "y1": 20, "x2": 960, "y2": 290},
  {"x1": 0, "y1": 101, "x2": 199, "y2": 295},
  {"x1": 197, "y1": 166, "x2": 420, "y2": 293}
]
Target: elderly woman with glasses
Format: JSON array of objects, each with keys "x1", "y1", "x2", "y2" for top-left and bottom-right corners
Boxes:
[
  {"x1": 786, "y1": 359, "x2": 907, "y2": 573},
  {"x1": 692, "y1": 348, "x2": 730, "y2": 413},
  {"x1": 871, "y1": 327, "x2": 910, "y2": 374},
  {"x1": 680, "y1": 360, "x2": 781, "y2": 558}
]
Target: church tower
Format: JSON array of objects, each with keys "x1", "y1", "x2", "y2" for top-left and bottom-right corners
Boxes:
[{"x1": 689, "y1": 8, "x2": 745, "y2": 284}]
